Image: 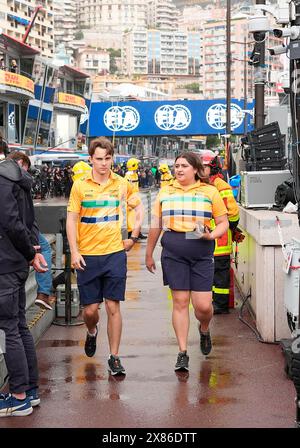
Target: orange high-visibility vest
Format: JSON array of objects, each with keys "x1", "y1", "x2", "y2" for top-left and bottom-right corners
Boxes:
[{"x1": 210, "y1": 177, "x2": 239, "y2": 256}]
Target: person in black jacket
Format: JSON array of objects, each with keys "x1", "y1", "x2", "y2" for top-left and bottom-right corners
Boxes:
[
  {"x1": 0, "y1": 132, "x2": 8, "y2": 159},
  {"x1": 0, "y1": 152, "x2": 48, "y2": 417}
]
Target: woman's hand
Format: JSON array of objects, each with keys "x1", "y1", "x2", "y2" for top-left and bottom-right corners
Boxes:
[
  {"x1": 200, "y1": 226, "x2": 214, "y2": 240},
  {"x1": 146, "y1": 254, "x2": 156, "y2": 273}
]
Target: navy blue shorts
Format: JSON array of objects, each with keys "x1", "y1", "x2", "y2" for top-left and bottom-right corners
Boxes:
[
  {"x1": 76, "y1": 250, "x2": 127, "y2": 306},
  {"x1": 161, "y1": 231, "x2": 215, "y2": 292}
]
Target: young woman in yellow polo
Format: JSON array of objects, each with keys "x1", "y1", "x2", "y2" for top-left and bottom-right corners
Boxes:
[
  {"x1": 146, "y1": 152, "x2": 228, "y2": 372},
  {"x1": 67, "y1": 137, "x2": 143, "y2": 376}
]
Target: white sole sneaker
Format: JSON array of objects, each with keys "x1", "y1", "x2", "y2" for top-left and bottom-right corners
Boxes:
[
  {"x1": 29, "y1": 398, "x2": 40, "y2": 407},
  {"x1": 0, "y1": 405, "x2": 33, "y2": 417},
  {"x1": 35, "y1": 299, "x2": 52, "y2": 310}
]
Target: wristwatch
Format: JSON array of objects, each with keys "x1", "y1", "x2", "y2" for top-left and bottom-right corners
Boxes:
[{"x1": 129, "y1": 236, "x2": 139, "y2": 243}]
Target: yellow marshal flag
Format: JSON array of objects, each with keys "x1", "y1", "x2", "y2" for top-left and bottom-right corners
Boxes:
[
  {"x1": 58, "y1": 92, "x2": 85, "y2": 108},
  {"x1": 0, "y1": 70, "x2": 34, "y2": 93}
]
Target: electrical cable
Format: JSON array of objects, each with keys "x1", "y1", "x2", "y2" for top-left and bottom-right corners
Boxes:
[
  {"x1": 290, "y1": 59, "x2": 300, "y2": 203},
  {"x1": 294, "y1": 60, "x2": 300, "y2": 158},
  {"x1": 235, "y1": 281, "x2": 279, "y2": 345}
]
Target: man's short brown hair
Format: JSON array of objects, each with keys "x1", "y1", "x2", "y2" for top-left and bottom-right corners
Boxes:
[
  {"x1": 88, "y1": 137, "x2": 114, "y2": 157},
  {"x1": 7, "y1": 151, "x2": 31, "y2": 168}
]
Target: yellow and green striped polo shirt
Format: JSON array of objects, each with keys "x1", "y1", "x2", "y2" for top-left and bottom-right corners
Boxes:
[
  {"x1": 153, "y1": 180, "x2": 227, "y2": 233},
  {"x1": 68, "y1": 171, "x2": 141, "y2": 255}
]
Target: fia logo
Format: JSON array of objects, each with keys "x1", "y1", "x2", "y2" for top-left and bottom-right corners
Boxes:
[
  {"x1": 154, "y1": 104, "x2": 191, "y2": 131},
  {"x1": 104, "y1": 106, "x2": 140, "y2": 132},
  {"x1": 8, "y1": 111, "x2": 15, "y2": 128},
  {"x1": 206, "y1": 103, "x2": 244, "y2": 131},
  {"x1": 80, "y1": 105, "x2": 89, "y2": 125}
]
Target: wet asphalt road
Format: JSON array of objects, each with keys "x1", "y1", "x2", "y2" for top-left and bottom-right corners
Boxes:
[{"x1": 0, "y1": 241, "x2": 296, "y2": 428}]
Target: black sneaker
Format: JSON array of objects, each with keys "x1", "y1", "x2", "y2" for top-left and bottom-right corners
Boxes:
[
  {"x1": 138, "y1": 233, "x2": 147, "y2": 240},
  {"x1": 174, "y1": 351, "x2": 189, "y2": 371},
  {"x1": 84, "y1": 326, "x2": 98, "y2": 357},
  {"x1": 199, "y1": 326, "x2": 212, "y2": 356},
  {"x1": 108, "y1": 355, "x2": 126, "y2": 376}
]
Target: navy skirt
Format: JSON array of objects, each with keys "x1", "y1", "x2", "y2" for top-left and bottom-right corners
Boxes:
[{"x1": 161, "y1": 231, "x2": 215, "y2": 292}]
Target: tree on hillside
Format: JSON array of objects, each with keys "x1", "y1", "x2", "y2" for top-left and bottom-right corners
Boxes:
[
  {"x1": 74, "y1": 30, "x2": 84, "y2": 40},
  {"x1": 185, "y1": 82, "x2": 200, "y2": 93},
  {"x1": 108, "y1": 48, "x2": 121, "y2": 74}
]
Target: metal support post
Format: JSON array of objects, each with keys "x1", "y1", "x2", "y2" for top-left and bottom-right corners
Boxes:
[
  {"x1": 53, "y1": 218, "x2": 83, "y2": 327},
  {"x1": 147, "y1": 189, "x2": 151, "y2": 228},
  {"x1": 225, "y1": 0, "x2": 232, "y2": 174},
  {"x1": 254, "y1": 0, "x2": 266, "y2": 129},
  {"x1": 244, "y1": 36, "x2": 248, "y2": 135},
  {"x1": 55, "y1": 233, "x2": 63, "y2": 270},
  {"x1": 289, "y1": 0, "x2": 300, "y2": 225}
]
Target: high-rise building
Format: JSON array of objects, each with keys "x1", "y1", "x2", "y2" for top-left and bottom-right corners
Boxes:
[
  {"x1": 173, "y1": 0, "x2": 211, "y2": 9},
  {"x1": 77, "y1": 0, "x2": 147, "y2": 33},
  {"x1": 53, "y1": 0, "x2": 77, "y2": 56},
  {"x1": 0, "y1": 0, "x2": 54, "y2": 58},
  {"x1": 178, "y1": 4, "x2": 226, "y2": 30},
  {"x1": 202, "y1": 15, "x2": 284, "y2": 105},
  {"x1": 122, "y1": 28, "x2": 201, "y2": 77},
  {"x1": 147, "y1": 0, "x2": 179, "y2": 30},
  {"x1": 174, "y1": 0, "x2": 242, "y2": 8}
]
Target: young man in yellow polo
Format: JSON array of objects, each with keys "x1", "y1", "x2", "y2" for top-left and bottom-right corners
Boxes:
[{"x1": 66, "y1": 137, "x2": 143, "y2": 375}]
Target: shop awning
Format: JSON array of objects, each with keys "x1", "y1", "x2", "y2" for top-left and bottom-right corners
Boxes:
[{"x1": 0, "y1": 33, "x2": 40, "y2": 56}]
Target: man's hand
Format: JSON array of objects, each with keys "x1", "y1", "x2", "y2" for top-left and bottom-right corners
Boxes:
[
  {"x1": 146, "y1": 255, "x2": 156, "y2": 273},
  {"x1": 31, "y1": 253, "x2": 48, "y2": 273},
  {"x1": 71, "y1": 251, "x2": 86, "y2": 270},
  {"x1": 123, "y1": 239, "x2": 135, "y2": 252}
]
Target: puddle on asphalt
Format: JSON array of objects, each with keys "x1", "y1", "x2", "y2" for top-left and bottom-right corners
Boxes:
[
  {"x1": 39, "y1": 355, "x2": 106, "y2": 386},
  {"x1": 198, "y1": 361, "x2": 232, "y2": 389},
  {"x1": 127, "y1": 261, "x2": 143, "y2": 270},
  {"x1": 195, "y1": 360, "x2": 237, "y2": 405},
  {"x1": 38, "y1": 340, "x2": 80, "y2": 348},
  {"x1": 210, "y1": 336, "x2": 230, "y2": 347},
  {"x1": 198, "y1": 396, "x2": 237, "y2": 405},
  {"x1": 125, "y1": 290, "x2": 141, "y2": 300},
  {"x1": 109, "y1": 393, "x2": 120, "y2": 400}
]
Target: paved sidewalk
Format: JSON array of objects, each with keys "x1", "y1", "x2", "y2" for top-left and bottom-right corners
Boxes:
[{"x1": 0, "y1": 241, "x2": 296, "y2": 428}]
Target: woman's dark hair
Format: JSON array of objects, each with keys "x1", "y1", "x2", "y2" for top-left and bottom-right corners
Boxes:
[
  {"x1": 175, "y1": 151, "x2": 208, "y2": 182},
  {"x1": 89, "y1": 137, "x2": 114, "y2": 157}
]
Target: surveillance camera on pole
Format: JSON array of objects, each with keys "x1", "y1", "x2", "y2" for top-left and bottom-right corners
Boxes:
[
  {"x1": 250, "y1": 3, "x2": 291, "y2": 25},
  {"x1": 273, "y1": 25, "x2": 300, "y2": 39},
  {"x1": 268, "y1": 44, "x2": 289, "y2": 55},
  {"x1": 248, "y1": 14, "x2": 271, "y2": 41},
  {"x1": 280, "y1": 72, "x2": 290, "y2": 93}
]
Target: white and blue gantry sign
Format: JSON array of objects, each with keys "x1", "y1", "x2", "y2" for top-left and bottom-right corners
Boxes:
[{"x1": 89, "y1": 99, "x2": 254, "y2": 137}]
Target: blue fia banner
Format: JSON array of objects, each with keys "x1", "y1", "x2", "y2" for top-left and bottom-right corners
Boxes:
[{"x1": 89, "y1": 99, "x2": 254, "y2": 137}]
